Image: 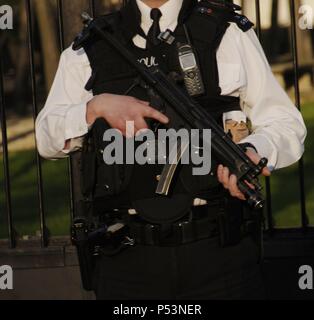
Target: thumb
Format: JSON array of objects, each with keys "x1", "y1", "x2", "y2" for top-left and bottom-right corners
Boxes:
[
  {"x1": 262, "y1": 167, "x2": 271, "y2": 177},
  {"x1": 246, "y1": 149, "x2": 271, "y2": 177}
]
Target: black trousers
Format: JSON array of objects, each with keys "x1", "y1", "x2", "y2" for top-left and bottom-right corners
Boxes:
[{"x1": 93, "y1": 235, "x2": 265, "y2": 300}]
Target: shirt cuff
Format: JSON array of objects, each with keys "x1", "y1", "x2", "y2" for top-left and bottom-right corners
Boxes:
[
  {"x1": 64, "y1": 102, "x2": 89, "y2": 140},
  {"x1": 62, "y1": 137, "x2": 85, "y2": 154},
  {"x1": 223, "y1": 111, "x2": 247, "y2": 122},
  {"x1": 240, "y1": 134, "x2": 277, "y2": 171}
]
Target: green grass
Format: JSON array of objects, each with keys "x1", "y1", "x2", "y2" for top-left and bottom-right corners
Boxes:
[
  {"x1": 0, "y1": 151, "x2": 70, "y2": 238},
  {"x1": 0, "y1": 102, "x2": 313, "y2": 238},
  {"x1": 268, "y1": 101, "x2": 314, "y2": 227}
]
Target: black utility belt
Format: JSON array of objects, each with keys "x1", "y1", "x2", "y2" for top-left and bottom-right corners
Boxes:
[
  {"x1": 124, "y1": 201, "x2": 222, "y2": 247},
  {"x1": 128, "y1": 214, "x2": 219, "y2": 247},
  {"x1": 96, "y1": 200, "x2": 251, "y2": 250}
]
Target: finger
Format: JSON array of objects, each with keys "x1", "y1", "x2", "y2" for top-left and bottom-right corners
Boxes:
[
  {"x1": 221, "y1": 167, "x2": 230, "y2": 189},
  {"x1": 125, "y1": 129, "x2": 134, "y2": 139},
  {"x1": 246, "y1": 149, "x2": 271, "y2": 177},
  {"x1": 120, "y1": 120, "x2": 135, "y2": 139},
  {"x1": 134, "y1": 118, "x2": 149, "y2": 136},
  {"x1": 135, "y1": 117, "x2": 149, "y2": 131},
  {"x1": 245, "y1": 181, "x2": 256, "y2": 190},
  {"x1": 229, "y1": 175, "x2": 239, "y2": 195},
  {"x1": 114, "y1": 128, "x2": 124, "y2": 138},
  {"x1": 246, "y1": 149, "x2": 260, "y2": 164},
  {"x1": 137, "y1": 100, "x2": 150, "y2": 106},
  {"x1": 217, "y1": 165, "x2": 224, "y2": 183},
  {"x1": 143, "y1": 106, "x2": 169, "y2": 124},
  {"x1": 262, "y1": 167, "x2": 271, "y2": 177},
  {"x1": 229, "y1": 175, "x2": 245, "y2": 200},
  {"x1": 237, "y1": 193, "x2": 246, "y2": 201}
]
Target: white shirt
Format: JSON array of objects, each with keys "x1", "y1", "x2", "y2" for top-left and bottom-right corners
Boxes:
[{"x1": 35, "y1": 0, "x2": 307, "y2": 170}]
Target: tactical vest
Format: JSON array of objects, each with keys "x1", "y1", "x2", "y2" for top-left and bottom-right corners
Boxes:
[{"x1": 78, "y1": 0, "x2": 252, "y2": 224}]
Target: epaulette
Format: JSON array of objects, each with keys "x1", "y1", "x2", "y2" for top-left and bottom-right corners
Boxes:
[
  {"x1": 195, "y1": 0, "x2": 254, "y2": 32},
  {"x1": 72, "y1": 12, "x2": 119, "y2": 51}
]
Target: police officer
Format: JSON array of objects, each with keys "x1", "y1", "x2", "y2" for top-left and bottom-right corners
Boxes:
[{"x1": 36, "y1": 0, "x2": 306, "y2": 300}]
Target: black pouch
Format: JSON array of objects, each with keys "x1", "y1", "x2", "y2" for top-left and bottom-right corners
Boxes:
[{"x1": 87, "y1": 119, "x2": 133, "y2": 199}]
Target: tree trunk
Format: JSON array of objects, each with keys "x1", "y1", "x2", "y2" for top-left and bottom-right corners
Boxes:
[
  {"x1": 34, "y1": 0, "x2": 59, "y2": 92},
  {"x1": 61, "y1": 0, "x2": 90, "y2": 48}
]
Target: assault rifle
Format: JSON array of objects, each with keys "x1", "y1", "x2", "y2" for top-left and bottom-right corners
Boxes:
[{"x1": 73, "y1": 12, "x2": 268, "y2": 210}]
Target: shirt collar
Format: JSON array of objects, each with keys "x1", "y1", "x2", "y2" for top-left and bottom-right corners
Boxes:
[
  {"x1": 119, "y1": 0, "x2": 197, "y2": 42},
  {"x1": 136, "y1": 0, "x2": 184, "y2": 32}
]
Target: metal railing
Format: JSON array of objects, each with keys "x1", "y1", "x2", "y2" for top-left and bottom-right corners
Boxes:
[
  {"x1": 255, "y1": 0, "x2": 309, "y2": 233},
  {"x1": 0, "y1": 0, "x2": 312, "y2": 249}
]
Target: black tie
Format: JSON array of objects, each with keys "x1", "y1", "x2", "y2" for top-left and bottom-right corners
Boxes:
[{"x1": 146, "y1": 8, "x2": 162, "y2": 49}]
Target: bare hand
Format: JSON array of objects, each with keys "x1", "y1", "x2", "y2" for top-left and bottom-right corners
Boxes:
[
  {"x1": 86, "y1": 93, "x2": 169, "y2": 137},
  {"x1": 217, "y1": 149, "x2": 271, "y2": 201}
]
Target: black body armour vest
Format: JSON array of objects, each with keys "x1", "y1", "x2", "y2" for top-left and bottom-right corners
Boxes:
[{"x1": 79, "y1": 0, "x2": 248, "y2": 224}]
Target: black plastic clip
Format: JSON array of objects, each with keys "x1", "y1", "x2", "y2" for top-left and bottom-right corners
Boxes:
[{"x1": 158, "y1": 29, "x2": 176, "y2": 45}]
